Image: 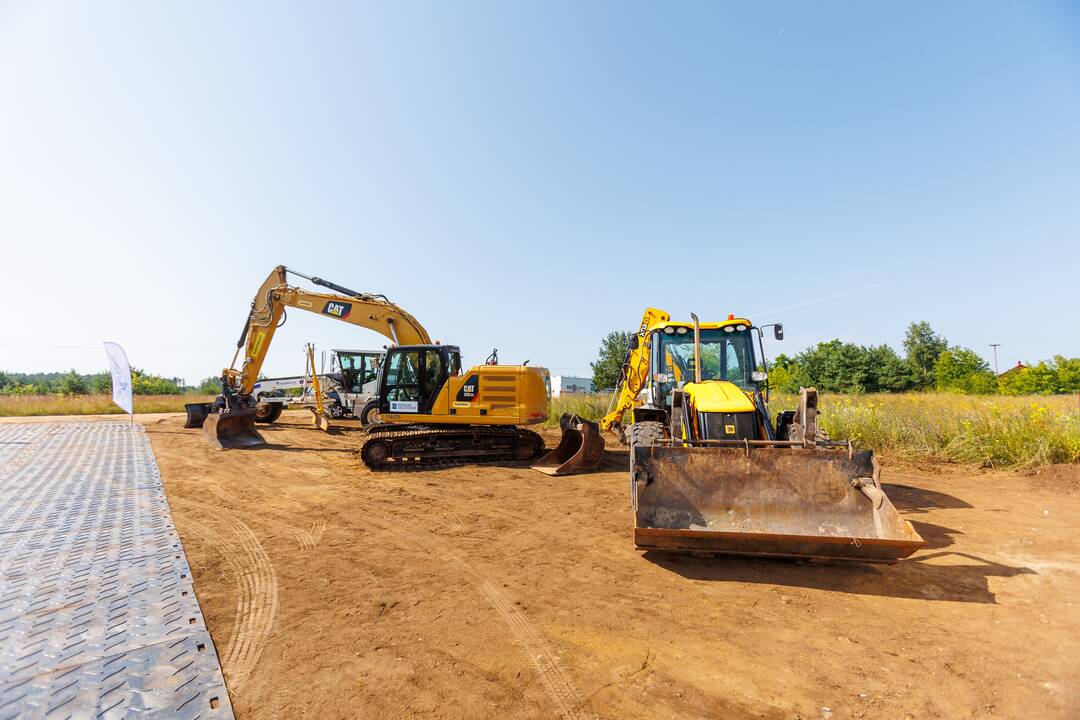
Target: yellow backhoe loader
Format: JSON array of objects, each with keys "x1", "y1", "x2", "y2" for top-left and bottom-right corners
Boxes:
[
  {"x1": 186, "y1": 266, "x2": 551, "y2": 470},
  {"x1": 558, "y1": 308, "x2": 924, "y2": 562}
]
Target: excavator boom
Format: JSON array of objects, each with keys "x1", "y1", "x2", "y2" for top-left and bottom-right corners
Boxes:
[{"x1": 187, "y1": 266, "x2": 431, "y2": 448}]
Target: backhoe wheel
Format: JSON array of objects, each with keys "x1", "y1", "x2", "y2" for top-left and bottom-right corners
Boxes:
[
  {"x1": 359, "y1": 399, "x2": 381, "y2": 427},
  {"x1": 328, "y1": 402, "x2": 346, "y2": 419},
  {"x1": 628, "y1": 421, "x2": 667, "y2": 448},
  {"x1": 254, "y1": 401, "x2": 284, "y2": 424}
]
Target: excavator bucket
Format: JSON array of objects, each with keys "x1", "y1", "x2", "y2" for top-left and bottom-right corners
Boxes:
[
  {"x1": 202, "y1": 406, "x2": 266, "y2": 450},
  {"x1": 307, "y1": 407, "x2": 332, "y2": 432},
  {"x1": 632, "y1": 445, "x2": 924, "y2": 562},
  {"x1": 532, "y1": 414, "x2": 606, "y2": 475},
  {"x1": 184, "y1": 402, "x2": 212, "y2": 428}
]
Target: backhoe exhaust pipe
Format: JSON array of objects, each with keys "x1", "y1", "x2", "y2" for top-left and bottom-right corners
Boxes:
[
  {"x1": 691, "y1": 312, "x2": 702, "y2": 384},
  {"x1": 532, "y1": 413, "x2": 606, "y2": 475}
]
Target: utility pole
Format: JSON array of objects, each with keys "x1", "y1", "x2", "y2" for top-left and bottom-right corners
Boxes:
[{"x1": 990, "y1": 343, "x2": 1001, "y2": 375}]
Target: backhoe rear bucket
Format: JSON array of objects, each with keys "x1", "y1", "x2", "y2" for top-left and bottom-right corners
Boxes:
[
  {"x1": 307, "y1": 407, "x2": 332, "y2": 432},
  {"x1": 184, "y1": 402, "x2": 212, "y2": 428},
  {"x1": 203, "y1": 406, "x2": 266, "y2": 450},
  {"x1": 532, "y1": 413, "x2": 606, "y2": 475},
  {"x1": 632, "y1": 445, "x2": 923, "y2": 562}
]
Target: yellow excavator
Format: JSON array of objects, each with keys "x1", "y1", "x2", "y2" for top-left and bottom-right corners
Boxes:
[
  {"x1": 186, "y1": 266, "x2": 551, "y2": 470},
  {"x1": 549, "y1": 308, "x2": 924, "y2": 562}
]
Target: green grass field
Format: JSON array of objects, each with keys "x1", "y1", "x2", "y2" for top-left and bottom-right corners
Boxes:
[
  {"x1": 0, "y1": 394, "x2": 215, "y2": 417},
  {"x1": 548, "y1": 391, "x2": 1080, "y2": 469},
  {"x1": 5, "y1": 391, "x2": 1077, "y2": 468}
]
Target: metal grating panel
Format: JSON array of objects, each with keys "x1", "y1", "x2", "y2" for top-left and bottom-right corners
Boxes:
[{"x1": 0, "y1": 422, "x2": 233, "y2": 719}]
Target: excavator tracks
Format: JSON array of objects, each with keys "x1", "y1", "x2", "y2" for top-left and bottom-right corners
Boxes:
[{"x1": 360, "y1": 424, "x2": 545, "y2": 471}]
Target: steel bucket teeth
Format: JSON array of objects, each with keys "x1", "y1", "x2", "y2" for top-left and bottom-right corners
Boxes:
[
  {"x1": 632, "y1": 445, "x2": 924, "y2": 562},
  {"x1": 203, "y1": 407, "x2": 266, "y2": 449},
  {"x1": 184, "y1": 402, "x2": 212, "y2": 428},
  {"x1": 532, "y1": 413, "x2": 606, "y2": 476}
]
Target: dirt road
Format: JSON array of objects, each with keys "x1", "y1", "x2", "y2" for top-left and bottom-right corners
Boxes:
[{"x1": 147, "y1": 412, "x2": 1079, "y2": 719}]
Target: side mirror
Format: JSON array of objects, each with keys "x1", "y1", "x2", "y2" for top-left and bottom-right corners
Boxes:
[
  {"x1": 773, "y1": 324, "x2": 784, "y2": 341},
  {"x1": 751, "y1": 370, "x2": 768, "y2": 383}
]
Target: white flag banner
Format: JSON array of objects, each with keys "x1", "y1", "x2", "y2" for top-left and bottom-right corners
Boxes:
[{"x1": 103, "y1": 342, "x2": 134, "y2": 414}]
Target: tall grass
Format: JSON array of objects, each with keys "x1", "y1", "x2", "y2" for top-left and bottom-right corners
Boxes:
[
  {"x1": 0, "y1": 394, "x2": 215, "y2": 417},
  {"x1": 548, "y1": 391, "x2": 1080, "y2": 468}
]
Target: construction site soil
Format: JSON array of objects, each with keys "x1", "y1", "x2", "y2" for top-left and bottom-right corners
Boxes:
[{"x1": 133, "y1": 411, "x2": 1078, "y2": 719}]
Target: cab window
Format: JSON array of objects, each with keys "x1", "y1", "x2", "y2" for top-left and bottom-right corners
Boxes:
[{"x1": 384, "y1": 351, "x2": 420, "y2": 402}]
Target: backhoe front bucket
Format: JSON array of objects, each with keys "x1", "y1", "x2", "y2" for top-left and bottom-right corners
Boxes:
[
  {"x1": 632, "y1": 445, "x2": 923, "y2": 562},
  {"x1": 532, "y1": 413, "x2": 606, "y2": 475},
  {"x1": 184, "y1": 402, "x2": 212, "y2": 428},
  {"x1": 203, "y1": 406, "x2": 266, "y2": 450}
]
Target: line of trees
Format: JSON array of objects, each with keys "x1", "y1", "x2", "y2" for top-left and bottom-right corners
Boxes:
[
  {"x1": 0, "y1": 370, "x2": 221, "y2": 396},
  {"x1": 769, "y1": 322, "x2": 1080, "y2": 395},
  {"x1": 590, "y1": 321, "x2": 1080, "y2": 396}
]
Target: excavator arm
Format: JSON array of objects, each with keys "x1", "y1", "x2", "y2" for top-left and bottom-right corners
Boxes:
[
  {"x1": 224, "y1": 265, "x2": 430, "y2": 396},
  {"x1": 189, "y1": 265, "x2": 432, "y2": 448},
  {"x1": 598, "y1": 307, "x2": 670, "y2": 434}
]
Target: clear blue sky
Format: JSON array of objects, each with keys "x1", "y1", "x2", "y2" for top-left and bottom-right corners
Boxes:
[{"x1": 2, "y1": 1, "x2": 1078, "y2": 383}]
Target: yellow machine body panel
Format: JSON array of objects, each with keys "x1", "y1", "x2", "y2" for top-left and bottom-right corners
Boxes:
[
  {"x1": 380, "y1": 365, "x2": 550, "y2": 426},
  {"x1": 682, "y1": 380, "x2": 756, "y2": 413}
]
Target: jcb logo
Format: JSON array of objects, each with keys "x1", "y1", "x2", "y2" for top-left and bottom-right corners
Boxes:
[
  {"x1": 639, "y1": 321, "x2": 649, "y2": 336},
  {"x1": 322, "y1": 301, "x2": 352, "y2": 319}
]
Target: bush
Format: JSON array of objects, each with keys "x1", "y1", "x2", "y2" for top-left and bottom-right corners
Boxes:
[{"x1": 935, "y1": 347, "x2": 996, "y2": 394}]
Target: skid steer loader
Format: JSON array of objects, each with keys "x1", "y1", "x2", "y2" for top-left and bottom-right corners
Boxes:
[{"x1": 556, "y1": 308, "x2": 924, "y2": 562}]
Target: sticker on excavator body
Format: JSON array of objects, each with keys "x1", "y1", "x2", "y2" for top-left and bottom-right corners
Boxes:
[
  {"x1": 456, "y1": 374, "x2": 480, "y2": 402},
  {"x1": 322, "y1": 300, "x2": 352, "y2": 319}
]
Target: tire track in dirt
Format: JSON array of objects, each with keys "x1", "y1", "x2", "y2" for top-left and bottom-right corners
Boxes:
[
  {"x1": 173, "y1": 498, "x2": 279, "y2": 694},
  {"x1": 181, "y1": 464, "x2": 584, "y2": 717},
  {"x1": 286, "y1": 520, "x2": 327, "y2": 550},
  {"x1": 187, "y1": 477, "x2": 329, "y2": 550},
  {"x1": 367, "y1": 509, "x2": 586, "y2": 720}
]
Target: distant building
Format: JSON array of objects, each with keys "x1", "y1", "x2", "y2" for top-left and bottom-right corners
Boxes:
[
  {"x1": 998, "y1": 361, "x2": 1029, "y2": 378},
  {"x1": 551, "y1": 375, "x2": 594, "y2": 397}
]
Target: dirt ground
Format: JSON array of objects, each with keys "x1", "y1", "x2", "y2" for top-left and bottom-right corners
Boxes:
[{"x1": 141, "y1": 411, "x2": 1079, "y2": 719}]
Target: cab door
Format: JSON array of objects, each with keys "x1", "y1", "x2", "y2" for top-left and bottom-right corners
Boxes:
[
  {"x1": 419, "y1": 348, "x2": 449, "y2": 416},
  {"x1": 380, "y1": 348, "x2": 449, "y2": 417}
]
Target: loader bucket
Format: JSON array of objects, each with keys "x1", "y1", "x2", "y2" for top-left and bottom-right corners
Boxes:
[
  {"x1": 532, "y1": 414, "x2": 606, "y2": 475},
  {"x1": 632, "y1": 445, "x2": 924, "y2": 562},
  {"x1": 203, "y1": 406, "x2": 266, "y2": 450},
  {"x1": 184, "y1": 402, "x2": 212, "y2": 428}
]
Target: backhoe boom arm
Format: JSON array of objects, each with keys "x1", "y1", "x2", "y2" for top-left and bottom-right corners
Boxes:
[{"x1": 599, "y1": 307, "x2": 669, "y2": 433}]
